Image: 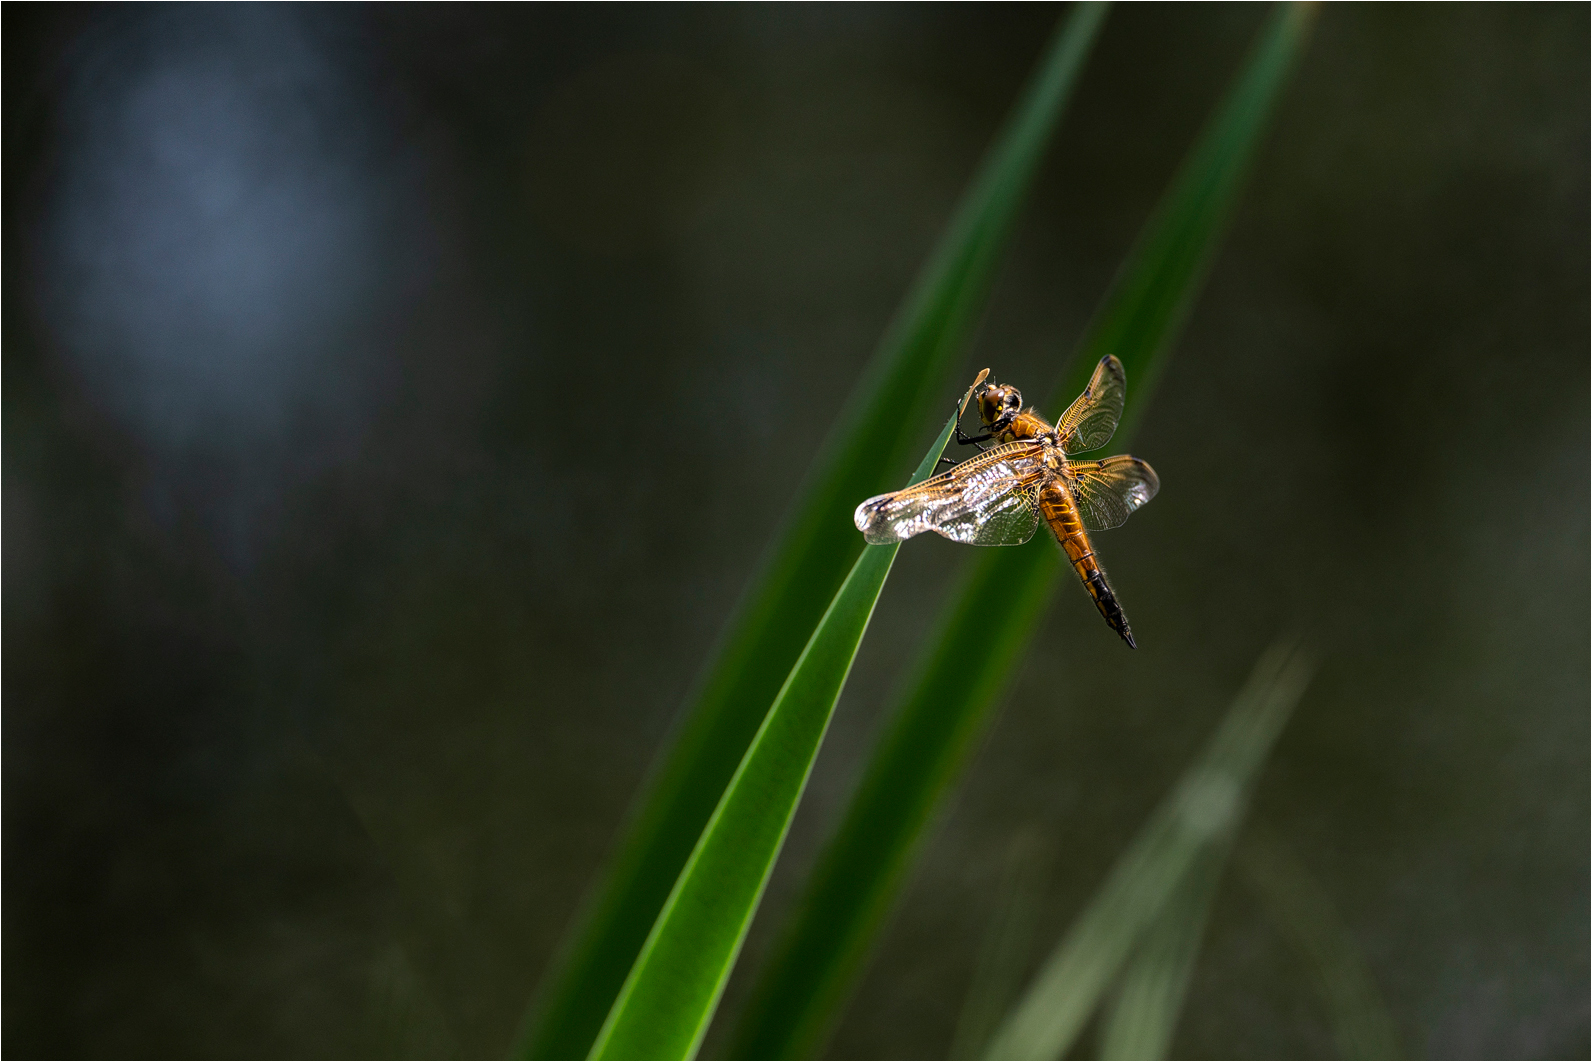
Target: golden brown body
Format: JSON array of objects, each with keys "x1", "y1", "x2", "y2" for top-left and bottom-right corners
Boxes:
[{"x1": 1001, "y1": 404, "x2": 1136, "y2": 647}]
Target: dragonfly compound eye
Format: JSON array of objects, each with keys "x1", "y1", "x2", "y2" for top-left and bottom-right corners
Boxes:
[{"x1": 975, "y1": 386, "x2": 1003, "y2": 424}]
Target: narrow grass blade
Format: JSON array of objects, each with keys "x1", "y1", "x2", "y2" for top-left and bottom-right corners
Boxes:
[
  {"x1": 514, "y1": 11, "x2": 1107, "y2": 1055},
  {"x1": 1236, "y1": 826, "x2": 1403, "y2": 1059},
  {"x1": 984, "y1": 642, "x2": 1315, "y2": 1060},
  {"x1": 587, "y1": 378, "x2": 986, "y2": 1061},
  {"x1": 729, "y1": 6, "x2": 1316, "y2": 1058},
  {"x1": 1097, "y1": 846, "x2": 1228, "y2": 1060}
]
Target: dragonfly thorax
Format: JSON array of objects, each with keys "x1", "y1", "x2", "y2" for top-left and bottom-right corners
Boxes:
[{"x1": 1042, "y1": 439, "x2": 1066, "y2": 472}]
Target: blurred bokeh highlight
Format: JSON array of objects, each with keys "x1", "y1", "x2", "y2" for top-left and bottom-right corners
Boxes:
[{"x1": 5, "y1": 5, "x2": 1587, "y2": 1058}]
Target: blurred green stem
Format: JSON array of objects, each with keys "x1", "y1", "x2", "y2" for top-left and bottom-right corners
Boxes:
[
  {"x1": 984, "y1": 641, "x2": 1315, "y2": 1060},
  {"x1": 1097, "y1": 847, "x2": 1228, "y2": 1060}
]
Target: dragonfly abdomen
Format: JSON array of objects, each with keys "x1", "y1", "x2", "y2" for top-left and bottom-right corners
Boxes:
[{"x1": 1039, "y1": 482, "x2": 1136, "y2": 648}]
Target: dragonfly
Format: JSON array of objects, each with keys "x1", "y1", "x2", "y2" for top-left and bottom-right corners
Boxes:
[{"x1": 853, "y1": 355, "x2": 1159, "y2": 647}]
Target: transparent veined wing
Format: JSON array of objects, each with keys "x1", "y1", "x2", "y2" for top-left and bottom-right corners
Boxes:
[
  {"x1": 1056, "y1": 354, "x2": 1126, "y2": 454},
  {"x1": 854, "y1": 441, "x2": 1047, "y2": 546},
  {"x1": 1065, "y1": 454, "x2": 1159, "y2": 530}
]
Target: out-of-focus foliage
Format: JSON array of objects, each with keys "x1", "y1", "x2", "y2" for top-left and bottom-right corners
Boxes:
[{"x1": 984, "y1": 642, "x2": 1312, "y2": 1059}]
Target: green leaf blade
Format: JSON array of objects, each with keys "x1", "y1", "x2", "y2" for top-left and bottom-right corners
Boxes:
[
  {"x1": 589, "y1": 542, "x2": 901, "y2": 1061},
  {"x1": 729, "y1": 7, "x2": 1316, "y2": 1057},
  {"x1": 730, "y1": 541, "x2": 1060, "y2": 1059},
  {"x1": 513, "y1": 11, "x2": 1108, "y2": 1056},
  {"x1": 587, "y1": 393, "x2": 974, "y2": 1061},
  {"x1": 985, "y1": 642, "x2": 1315, "y2": 1060},
  {"x1": 1064, "y1": 1, "x2": 1316, "y2": 440},
  {"x1": 1097, "y1": 846, "x2": 1228, "y2": 1059}
]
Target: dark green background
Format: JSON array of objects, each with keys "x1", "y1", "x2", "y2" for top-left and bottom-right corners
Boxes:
[{"x1": 5, "y1": 4, "x2": 1586, "y2": 1058}]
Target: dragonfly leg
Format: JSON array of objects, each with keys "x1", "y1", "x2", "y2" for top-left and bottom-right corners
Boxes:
[{"x1": 954, "y1": 426, "x2": 994, "y2": 447}]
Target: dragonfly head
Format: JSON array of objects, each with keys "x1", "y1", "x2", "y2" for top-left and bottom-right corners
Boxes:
[{"x1": 976, "y1": 384, "x2": 1023, "y2": 430}]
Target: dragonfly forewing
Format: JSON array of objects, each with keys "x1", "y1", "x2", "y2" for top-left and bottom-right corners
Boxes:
[
  {"x1": 854, "y1": 442, "x2": 1048, "y2": 546},
  {"x1": 1056, "y1": 354, "x2": 1127, "y2": 454}
]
